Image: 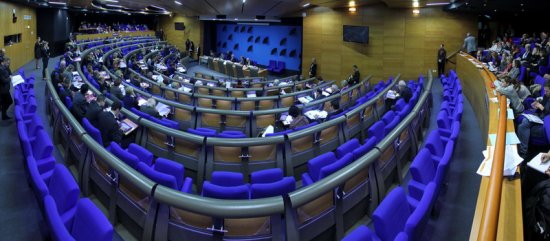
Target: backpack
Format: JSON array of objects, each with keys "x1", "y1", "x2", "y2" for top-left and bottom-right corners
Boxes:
[{"x1": 526, "y1": 179, "x2": 550, "y2": 241}]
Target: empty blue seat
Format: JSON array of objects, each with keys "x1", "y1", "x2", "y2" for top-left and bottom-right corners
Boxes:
[
  {"x1": 201, "y1": 181, "x2": 250, "y2": 199},
  {"x1": 154, "y1": 158, "x2": 193, "y2": 193},
  {"x1": 109, "y1": 142, "x2": 140, "y2": 169},
  {"x1": 211, "y1": 171, "x2": 245, "y2": 186},
  {"x1": 352, "y1": 137, "x2": 377, "y2": 160},
  {"x1": 302, "y1": 152, "x2": 354, "y2": 186},
  {"x1": 82, "y1": 118, "x2": 103, "y2": 146},
  {"x1": 217, "y1": 130, "x2": 247, "y2": 138},
  {"x1": 188, "y1": 127, "x2": 217, "y2": 137},
  {"x1": 48, "y1": 164, "x2": 80, "y2": 229},
  {"x1": 127, "y1": 143, "x2": 154, "y2": 166},
  {"x1": 250, "y1": 168, "x2": 296, "y2": 198},
  {"x1": 45, "y1": 197, "x2": 113, "y2": 241},
  {"x1": 367, "y1": 121, "x2": 385, "y2": 145},
  {"x1": 336, "y1": 138, "x2": 360, "y2": 159}
]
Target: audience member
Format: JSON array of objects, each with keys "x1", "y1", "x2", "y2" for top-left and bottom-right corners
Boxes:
[
  {"x1": 110, "y1": 78, "x2": 124, "y2": 100},
  {"x1": 140, "y1": 98, "x2": 161, "y2": 119},
  {"x1": 98, "y1": 101, "x2": 123, "y2": 147},
  {"x1": 122, "y1": 87, "x2": 138, "y2": 110},
  {"x1": 518, "y1": 83, "x2": 550, "y2": 158},
  {"x1": 288, "y1": 105, "x2": 309, "y2": 129},
  {"x1": 496, "y1": 77, "x2": 525, "y2": 115},
  {"x1": 326, "y1": 99, "x2": 342, "y2": 119},
  {"x1": 0, "y1": 57, "x2": 12, "y2": 120},
  {"x1": 85, "y1": 94, "x2": 106, "y2": 127},
  {"x1": 71, "y1": 84, "x2": 90, "y2": 121},
  {"x1": 397, "y1": 80, "x2": 412, "y2": 103}
]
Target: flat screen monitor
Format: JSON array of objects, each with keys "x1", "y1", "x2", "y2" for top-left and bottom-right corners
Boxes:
[
  {"x1": 343, "y1": 25, "x2": 369, "y2": 44},
  {"x1": 175, "y1": 22, "x2": 186, "y2": 31}
]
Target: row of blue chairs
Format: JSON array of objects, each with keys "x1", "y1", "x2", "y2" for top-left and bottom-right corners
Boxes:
[
  {"x1": 342, "y1": 72, "x2": 463, "y2": 241},
  {"x1": 14, "y1": 70, "x2": 114, "y2": 241}
]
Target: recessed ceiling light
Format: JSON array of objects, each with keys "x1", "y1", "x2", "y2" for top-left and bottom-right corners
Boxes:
[
  {"x1": 242, "y1": 0, "x2": 246, "y2": 3},
  {"x1": 48, "y1": 1, "x2": 67, "y2": 5},
  {"x1": 106, "y1": 4, "x2": 122, "y2": 8},
  {"x1": 349, "y1": 7, "x2": 356, "y2": 12},
  {"x1": 413, "y1": 9, "x2": 420, "y2": 14},
  {"x1": 174, "y1": 1, "x2": 182, "y2": 5},
  {"x1": 426, "y1": 2, "x2": 449, "y2": 6},
  {"x1": 303, "y1": 3, "x2": 310, "y2": 7},
  {"x1": 412, "y1": 2, "x2": 419, "y2": 7},
  {"x1": 349, "y1": 1, "x2": 356, "y2": 7},
  {"x1": 103, "y1": 0, "x2": 119, "y2": 2}
]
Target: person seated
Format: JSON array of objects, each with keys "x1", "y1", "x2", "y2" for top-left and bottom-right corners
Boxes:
[
  {"x1": 122, "y1": 87, "x2": 138, "y2": 110},
  {"x1": 340, "y1": 79, "x2": 350, "y2": 92},
  {"x1": 57, "y1": 76, "x2": 73, "y2": 102},
  {"x1": 397, "y1": 80, "x2": 412, "y2": 103},
  {"x1": 235, "y1": 80, "x2": 244, "y2": 88},
  {"x1": 71, "y1": 84, "x2": 90, "y2": 122},
  {"x1": 98, "y1": 101, "x2": 123, "y2": 147},
  {"x1": 288, "y1": 105, "x2": 309, "y2": 129},
  {"x1": 85, "y1": 94, "x2": 106, "y2": 127},
  {"x1": 517, "y1": 83, "x2": 550, "y2": 158},
  {"x1": 497, "y1": 59, "x2": 520, "y2": 80},
  {"x1": 326, "y1": 99, "x2": 343, "y2": 119},
  {"x1": 110, "y1": 78, "x2": 124, "y2": 100},
  {"x1": 140, "y1": 98, "x2": 161, "y2": 119},
  {"x1": 239, "y1": 56, "x2": 246, "y2": 65},
  {"x1": 496, "y1": 77, "x2": 525, "y2": 115}
]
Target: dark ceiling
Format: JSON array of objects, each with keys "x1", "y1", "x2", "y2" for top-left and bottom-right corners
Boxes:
[{"x1": 445, "y1": 0, "x2": 550, "y2": 16}]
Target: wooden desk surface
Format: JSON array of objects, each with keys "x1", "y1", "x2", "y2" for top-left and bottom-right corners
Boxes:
[{"x1": 456, "y1": 54, "x2": 523, "y2": 241}]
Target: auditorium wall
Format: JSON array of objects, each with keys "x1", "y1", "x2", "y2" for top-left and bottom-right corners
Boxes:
[
  {"x1": 301, "y1": 3, "x2": 477, "y2": 82},
  {"x1": 159, "y1": 14, "x2": 202, "y2": 54},
  {"x1": 0, "y1": 1, "x2": 37, "y2": 70}
]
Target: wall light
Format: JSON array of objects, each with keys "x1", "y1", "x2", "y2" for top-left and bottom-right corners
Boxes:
[
  {"x1": 174, "y1": 1, "x2": 182, "y2": 5},
  {"x1": 303, "y1": 3, "x2": 310, "y2": 7},
  {"x1": 349, "y1": 7, "x2": 356, "y2": 12},
  {"x1": 412, "y1": 9, "x2": 420, "y2": 14},
  {"x1": 413, "y1": 2, "x2": 419, "y2": 7},
  {"x1": 349, "y1": 1, "x2": 356, "y2": 7}
]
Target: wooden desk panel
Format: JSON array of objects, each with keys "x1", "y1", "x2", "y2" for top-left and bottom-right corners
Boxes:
[
  {"x1": 75, "y1": 31, "x2": 155, "y2": 41},
  {"x1": 458, "y1": 53, "x2": 523, "y2": 241}
]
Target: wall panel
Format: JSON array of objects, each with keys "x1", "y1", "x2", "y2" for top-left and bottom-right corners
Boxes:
[
  {"x1": 0, "y1": 1, "x2": 37, "y2": 70},
  {"x1": 159, "y1": 14, "x2": 202, "y2": 53},
  {"x1": 302, "y1": 3, "x2": 477, "y2": 82}
]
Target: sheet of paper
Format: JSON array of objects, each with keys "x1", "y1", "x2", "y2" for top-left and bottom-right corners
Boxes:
[
  {"x1": 262, "y1": 125, "x2": 274, "y2": 137},
  {"x1": 156, "y1": 102, "x2": 171, "y2": 117},
  {"x1": 488, "y1": 132, "x2": 521, "y2": 146},
  {"x1": 11, "y1": 75, "x2": 25, "y2": 87},
  {"x1": 527, "y1": 153, "x2": 550, "y2": 174},
  {"x1": 477, "y1": 145, "x2": 521, "y2": 176},
  {"x1": 522, "y1": 113, "x2": 544, "y2": 124},
  {"x1": 498, "y1": 108, "x2": 515, "y2": 120}
]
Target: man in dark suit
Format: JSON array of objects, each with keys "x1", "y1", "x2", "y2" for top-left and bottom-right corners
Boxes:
[
  {"x1": 348, "y1": 65, "x2": 360, "y2": 86},
  {"x1": 71, "y1": 84, "x2": 89, "y2": 121},
  {"x1": 437, "y1": 44, "x2": 447, "y2": 77},
  {"x1": 0, "y1": 57, "x2": 13, "y2": 120},
  {"x1": 309, "y1": 58, "x2": 317, "y2": 78},
  {"x1": 98, "y1": 101, "x2": 123, "y2": 147},
  {"x1": 110, "y1": 78, "x2": 124, "y2": 100},
  {"x1": 85, "y1": 94, "x2": 106, "y2": 127},
  {"x1": 326, "y1": 99, "x2": 343, "y2": 120}
]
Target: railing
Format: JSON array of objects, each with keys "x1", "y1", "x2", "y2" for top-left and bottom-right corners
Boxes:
[{"x1": 477, "y1": 92, "x2": 507, "y2": 241}]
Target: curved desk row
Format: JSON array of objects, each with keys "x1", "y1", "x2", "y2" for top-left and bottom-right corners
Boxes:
[
  {"x1": 456, "y1": 53, "x2": 523, "y2": 241},
  {"x1": 75, "y1": 30, "x2": 156, "y2": 41}
]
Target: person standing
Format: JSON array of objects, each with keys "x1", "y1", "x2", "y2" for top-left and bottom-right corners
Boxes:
[
  {"x1": 309, "y1": 58, "x2": 317, "y2": 78},
  {"x1": 437, "y1": 44, "x2": 447, "y2": 77},
  {"x1": 463, "y1": 32, "x2": 477, "y2": 56},
  {"x1": 0, "y1": 57, "x2": 13, "y2": 120},
  {"x1": 34, "y1": 37, "x2": 42, "y2": 69},
  {"x1": 348, "y1": 65, "x2": 360, "y2": 86},
  {"x1": 189, "y1": 41, "x2": 195, "y2": 59},
  {"x1": 196, "y1": 45, "x2": 201, "y2": 60},
  {"x1": 185, "y1": 39, "x2": 191, "y2": 54},
  {"x1": 41, "y1": 41, "x2": 50, "y2": 79}
]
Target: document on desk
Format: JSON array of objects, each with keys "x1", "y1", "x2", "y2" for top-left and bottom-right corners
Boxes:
[
  {"x1": 156, "y1": 102, "x2": 171, "y2": 117},
  {"x1": 298, "y1": 96, "x2": 313, "y2": 104},
  {"x1": 488, "y1": 132, "x2": 521, "y2": 146},
  {"x1": 477, "y1": 145, "x2": 523, "y2": 176},
  {"x1": 527, "y1": 153, "x2": 550, "y2": 174}
]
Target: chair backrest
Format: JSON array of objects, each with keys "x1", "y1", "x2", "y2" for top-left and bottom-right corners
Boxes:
[
  {"x1": 82, "y1": 118, "x2": 103, "y2": 146},
  {"x1": 336, "y1": 138, "x2": 361, "y2": 159},
  {"x1": 373, "y1": 186, "x2": 411, "y2": 241},
  {"x1": 202, "y1": 182, "x2": 250, "y2": 199},
  {"x1": 307, "y1": 152, "x2": 337, "y2": 181},
  {"x1": 127, "y1": 143, "x2": 154, "y2": 166},
  {"x1": 319, "y1": 153, "x2": 354, "y2": 179},
  {"x1": 250, "y1": 177, "x2": 296, "y2": 199},
  {"x1": 110, "y1": 142, "x2": 140, "y2": 169},
  {"x1": 409, "y1": 148, "x2": 436, "y2": 185},
  {"x1": 136, "y1": 162, "x2": 178, "y2": 189},
  {"x1": 71, "y1": 198, "x2": 114, "y2": 241},
  {"x1": 352, "y1": 137, "x2": 377, "y2": 160},
  {"x1": 32, "y1": 129, "x2": 54, "y2": 160},
  {"x1": 250, "y1": 168, "x2": 284, "y2": 184},
  {"x1": 154, "y1": 158, "x2": 185, "y2": 190},
  {"x1": 404, "y1": 182, "x2": 436, "y2": 241},
  {"x1": 424, "y1": 131, "x2": 445, "y2": 157},
  {"x1": 367, "y1": 121, "x2": 385, "y2": 143},
  {"x1": 48, "y1": 164, "x2": 80, "y2": 221},
  {"x1": 211, "y1": 171, "x2": 245, "y2": 186}
]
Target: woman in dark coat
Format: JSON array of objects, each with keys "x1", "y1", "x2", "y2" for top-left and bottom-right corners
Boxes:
[{"x1": 34, "y1": 37, "x2": 42, "y2": 69}]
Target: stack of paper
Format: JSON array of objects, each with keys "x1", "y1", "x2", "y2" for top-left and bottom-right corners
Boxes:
[
  {"x1": 298, "y1": 96, "x2": 313, "y2": 104},
  {"x1": 488, "y1": 132, "x2": 521, "y2": 146},
  {"x1": 305, "y1": 110, "x2": 328, "y2": 120},
  {"x1": 282, "y1": 115, "x2": 293, "y2": 125},
  {"x1": 476, "y1": 145, "x2": 523, "y2": 176}
]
